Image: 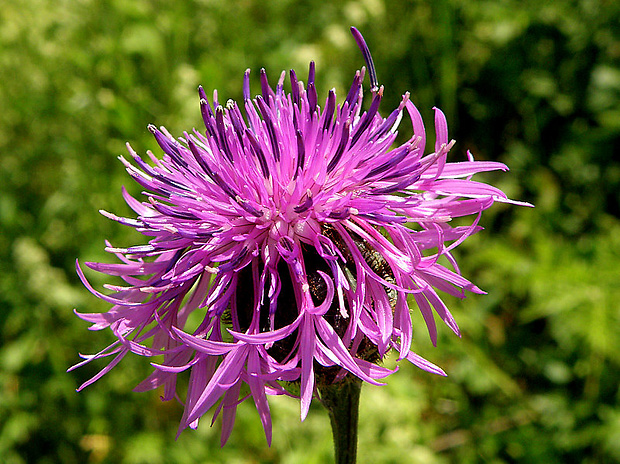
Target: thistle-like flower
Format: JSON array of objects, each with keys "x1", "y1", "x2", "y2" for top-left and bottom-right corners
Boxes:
[{"x1": 73, "y1": 28, "x2": 527, "y2": 445}]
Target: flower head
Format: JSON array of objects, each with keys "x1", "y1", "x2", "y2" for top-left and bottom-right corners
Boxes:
[{"x1": 72, "y1": 27, "x2": 528, "y2": 445}]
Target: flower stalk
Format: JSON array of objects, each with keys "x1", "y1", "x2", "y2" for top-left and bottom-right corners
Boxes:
[{"x1": 319, "y1": 377, "x2": 363, "y2": 464}]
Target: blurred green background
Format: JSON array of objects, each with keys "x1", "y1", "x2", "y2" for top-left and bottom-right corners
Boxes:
[{"x1": 1, "y1": 0, "x2": 619, "y2": 462}]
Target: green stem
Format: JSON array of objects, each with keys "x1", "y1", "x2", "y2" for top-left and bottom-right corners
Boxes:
[{"x1": 319, "y1": 377, "x2": 362, "y2": 464}]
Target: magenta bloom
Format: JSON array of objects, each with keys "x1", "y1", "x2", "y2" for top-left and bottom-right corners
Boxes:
[{"x1": 73, "y1": 28, "x2": 527, "y2": 445}]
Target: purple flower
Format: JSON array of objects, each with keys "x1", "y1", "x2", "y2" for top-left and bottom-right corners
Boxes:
[{"x1": 72, "y1": 27, "x2": 529, "y2": 445}]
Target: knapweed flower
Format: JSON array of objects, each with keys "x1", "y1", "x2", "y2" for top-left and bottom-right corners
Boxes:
[{"x1": 72, "y1": 27, "x2": 527, "y2": 445}]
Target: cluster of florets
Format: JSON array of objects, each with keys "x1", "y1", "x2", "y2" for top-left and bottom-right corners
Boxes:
[{"x1": 72, "y1": 28, "x2": 524, "y2": 445}]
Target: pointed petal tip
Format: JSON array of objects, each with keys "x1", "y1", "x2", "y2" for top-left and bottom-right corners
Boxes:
[
  {"x1": 300, "y1": 402, "x2": 310, "y2": 422},
  {"x1": 350, "y1": 26, "x2": 362, "y2": 39}
]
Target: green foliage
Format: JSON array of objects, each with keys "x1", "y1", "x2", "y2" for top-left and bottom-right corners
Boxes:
[{"x1": 1, "y1": 0, "x2": 618, "y2": 462}]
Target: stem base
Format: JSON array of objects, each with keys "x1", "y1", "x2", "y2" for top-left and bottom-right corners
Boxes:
[{"x1": 319, "y1": 377, "x2": 362, "y2": 464}]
